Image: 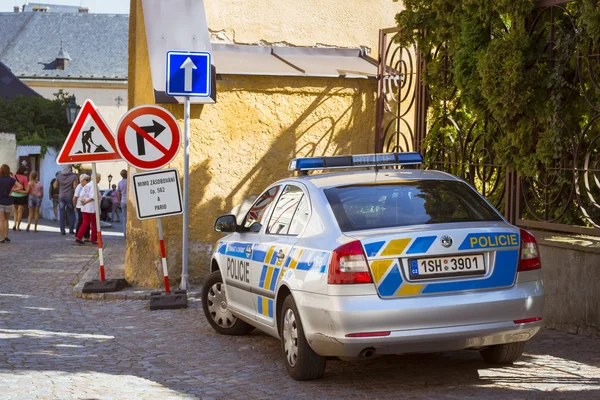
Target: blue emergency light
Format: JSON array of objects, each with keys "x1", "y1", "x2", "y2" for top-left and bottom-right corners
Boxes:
[{"x1": 288, "y1": 152, "x2": 423, "y2": 172}]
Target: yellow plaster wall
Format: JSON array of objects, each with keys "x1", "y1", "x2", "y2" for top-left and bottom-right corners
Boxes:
[
  {"x1": 206, "y1": 0, "x2": 403, "y2": 55},
  {"x1": 127, "y1": 0, "x2": 389, "y2": 287}
]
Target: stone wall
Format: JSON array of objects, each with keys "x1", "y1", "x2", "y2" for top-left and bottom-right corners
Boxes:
[
  {"x1": 0, "y1": 133, "x2": 17, "y2": 171},
  {"x1": 535, "y1": 231, "x2": 600, "y2": 337}
]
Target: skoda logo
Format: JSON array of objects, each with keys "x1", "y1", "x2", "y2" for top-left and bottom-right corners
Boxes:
[
  {"x1": 441, "y1": 235, "x2": 453, "y2": 248},
  {"x1": 245, "y1": 245, "x2": 252, "y2": 257}
]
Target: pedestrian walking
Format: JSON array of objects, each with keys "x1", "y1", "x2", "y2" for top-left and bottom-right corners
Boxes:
[
  {"x1": 0, "y1": 164, "x2": 22, "y2": 243},
  {"x1": 75, "y1": 173, "x2": 100, "y2": 245},
  {"x1": 25, "y1": 171, "x2": 43, "y2": 233},
  {"x1": 10, "y1": 166, "x2": 29, "y2": 231},
  {"x1": 54, "y1": 165, "x2": 78, "y2": 235},
  {"x1": 117, "y1": 169, "x2": 127, "y2": 238},
  {"x1": 110, "y1": 184, "x2": 120, "y2": 222},
  {"x1": 74, "y1": 174, "x2": 90, "y2": 240},
  {"x1": 49, "y1": 171, "x2": 60, "y2": 221}
]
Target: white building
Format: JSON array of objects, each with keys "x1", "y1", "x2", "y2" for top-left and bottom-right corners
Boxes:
[{"x1": 0, "y1": 7, "x2": 128, "y2": 218}]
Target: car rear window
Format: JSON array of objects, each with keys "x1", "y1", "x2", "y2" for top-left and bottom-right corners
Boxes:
[{"x1": 324, "y1": 180, "x2": 503, "y2": 232}]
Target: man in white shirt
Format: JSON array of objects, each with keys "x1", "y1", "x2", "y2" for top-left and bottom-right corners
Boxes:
[
  {"x1": 75, "y1": 173, "x2": 100, "y2": 245},
  {"x1": 73, "y1": 174, "x2": 90, "y2": 241}
]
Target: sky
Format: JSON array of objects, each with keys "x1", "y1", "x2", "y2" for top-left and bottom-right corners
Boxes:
[{"x1": 0, "y1": 0, "x2": 129, "y2": 14}]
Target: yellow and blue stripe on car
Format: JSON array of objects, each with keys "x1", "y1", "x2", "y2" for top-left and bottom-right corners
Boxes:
[
  {"x1": 364, "y1": 232, "x2": 520, "y2": 298},
  {"x1": 257, "y1": 295, "x2": 274, "y2": 318}
]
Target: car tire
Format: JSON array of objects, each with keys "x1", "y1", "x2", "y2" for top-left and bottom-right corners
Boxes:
[
  {"x1": 280, "y1": 294, "x2": 326, "y2": 381},
  {"x1": 480, "y1": 341, "x2": 526, "y2": 365},
  {"x1": 201, "y1": 271, "x2": 254, "y2": 335}
]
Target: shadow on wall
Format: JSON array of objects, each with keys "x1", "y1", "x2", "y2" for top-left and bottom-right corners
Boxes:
[{"x1": 159, "y1": 77, "x2": 376, "y2": 284}]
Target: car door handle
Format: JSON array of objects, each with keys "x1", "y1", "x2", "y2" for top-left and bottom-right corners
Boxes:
[{"x1": 276, "y1": 250, "x2": 285, "y2": 260}]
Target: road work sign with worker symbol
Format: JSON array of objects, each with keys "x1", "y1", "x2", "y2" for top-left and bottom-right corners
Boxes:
[
  {"x1": 116, "y1": 105, "x2": 182, "y2": 170},
  {"x1": 57, "y1": 99, "x2": 122, "y2": 164}
]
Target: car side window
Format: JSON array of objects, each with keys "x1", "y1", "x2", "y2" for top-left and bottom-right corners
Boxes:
[
  {"x1": 267, "y1": 185, "x2": 305, "y2": 235},
  {"x1": 288, "y1": 194, "x2": 309, "y2": 236},
  {"x1": 242, "y1": 185, "x2": 281, "y2": 233}
]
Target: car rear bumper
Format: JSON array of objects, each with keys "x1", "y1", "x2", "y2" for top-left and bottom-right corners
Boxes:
[{"x1": 295, "y1": 279, "x2": 544, "y2": 358}]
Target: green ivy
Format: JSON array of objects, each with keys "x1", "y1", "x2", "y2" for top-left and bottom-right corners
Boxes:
[{"x1": 395, "y1": 0, "x2": 599, "y2": 178}]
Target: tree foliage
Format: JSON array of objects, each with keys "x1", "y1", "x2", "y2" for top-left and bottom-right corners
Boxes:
[
  {"x1": 395, "y1": 0, "x2": 600, "y2": 177},
  {"x1": 0, "y1": 90, "x2": 72, "y2": 153}
]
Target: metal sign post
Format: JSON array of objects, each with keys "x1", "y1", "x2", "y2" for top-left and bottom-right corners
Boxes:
[
  {"x1": 181, "y1": 96, "x2": 190, "y2": 290},
  {"x1": 165, "y1": 50, "x2": 213, "y2": 292},
  {"x1": 56, "y1": 98, "x2": 127, "y2": 294},
  {"x1": 80, "y1": 162, "x2": 127, "y2": 293},
  {"x1": 129, "y1": 163, "x2": 186, "y2": 310},
  {"x1": 91, "y1": 163, "x2": 105, "y2": 281}
]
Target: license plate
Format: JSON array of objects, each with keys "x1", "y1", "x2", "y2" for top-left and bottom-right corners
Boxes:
[{"x1": 409, "y1": 254, "x2": 485, "y2": 279}]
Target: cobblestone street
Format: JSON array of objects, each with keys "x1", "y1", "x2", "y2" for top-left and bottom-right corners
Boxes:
[{"x1": 0, "y1": 220, "x2": 599, "y2": 399}]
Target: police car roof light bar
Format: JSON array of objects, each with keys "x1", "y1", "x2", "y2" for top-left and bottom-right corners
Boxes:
[{"x1": 288, "y1": 152, "x2": 423, "y2": 172}]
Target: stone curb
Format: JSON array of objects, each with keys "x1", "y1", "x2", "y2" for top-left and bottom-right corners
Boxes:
[
  {"x1": 72, "y1": 244, "x2": 202, "y2": 301},
  {"x1": 74, "y1": 288, "x2": 203, "y2": 301}
]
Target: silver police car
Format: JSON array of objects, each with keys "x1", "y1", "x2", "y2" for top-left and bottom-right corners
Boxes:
[{"x1": 202, "y1": 153, "x2": 544, "y2": 381}]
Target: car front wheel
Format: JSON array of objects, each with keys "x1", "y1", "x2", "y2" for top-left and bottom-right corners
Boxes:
[
  {"x1": 480, "y1": 341, "x2": 526, "y2": 365},
  {"x1": 201, "y1": 271, "x2": 254, "y2": 335},
  {"x1": 280, "y1": 294, "x2": 326, "y2": 381}
]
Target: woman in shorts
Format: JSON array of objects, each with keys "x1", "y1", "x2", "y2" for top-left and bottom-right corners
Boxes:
[
  {"x1": 10, "y1": 166, "x2": 29, "y2": 231},
  {"x1": 26, "y1": 171, "x2": 43, "y2": 232},
  {"x1": 0, "y1": 164, "x2": 23, "y2": 243}
]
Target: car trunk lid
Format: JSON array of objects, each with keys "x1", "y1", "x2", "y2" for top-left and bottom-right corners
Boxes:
[{"x1": 346, "y1": 222, "x2": 521, "y2": 299}]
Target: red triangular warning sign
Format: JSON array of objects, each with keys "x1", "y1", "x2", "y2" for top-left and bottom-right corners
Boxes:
[{"x1": 57, "y1": 99, "x2": 122, "y2": 164}]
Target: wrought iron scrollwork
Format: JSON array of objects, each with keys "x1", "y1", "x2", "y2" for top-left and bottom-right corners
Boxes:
[{"x1": 376, "y1": 30, "x2": 421, "y2": 154}]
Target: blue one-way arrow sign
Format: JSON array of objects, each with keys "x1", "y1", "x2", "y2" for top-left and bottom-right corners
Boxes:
[{"x1": 166, "y1": 51, "x2": 211, "y2": 97}]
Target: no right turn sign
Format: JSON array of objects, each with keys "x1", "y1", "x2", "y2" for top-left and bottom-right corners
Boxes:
[{"x1": 116, "y1": 105, "x2": 181, "y2": 170}]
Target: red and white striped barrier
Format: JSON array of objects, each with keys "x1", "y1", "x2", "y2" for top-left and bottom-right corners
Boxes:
[
  {"x1": 157, "y1": 218, "x2": 170, "y2": 292},
  {"x1": 92, "y1": 164, "x2": 105, "y2": 282}
]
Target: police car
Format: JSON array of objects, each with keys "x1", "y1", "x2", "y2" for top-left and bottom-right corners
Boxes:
[{"x1": 201, "y1": 153, "x2": 544, "y2": 381}]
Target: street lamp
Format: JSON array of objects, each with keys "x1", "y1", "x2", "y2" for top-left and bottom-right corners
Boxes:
[
  {"x1": 107, "y1": 174, "x2": 113, "y2": 190},
  {"x1": 65, "y1": 95, "x2": 80, "y2": 124}
]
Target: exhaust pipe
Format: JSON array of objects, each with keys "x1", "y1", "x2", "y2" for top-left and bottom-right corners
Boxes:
[{"x1": 359, "y1": 347, "x2": 376, "y2": 358}]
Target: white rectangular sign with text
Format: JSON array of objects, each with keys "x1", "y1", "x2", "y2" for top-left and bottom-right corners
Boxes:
[{"x1": 132, "y1": 168, "x2": 183, "y2": 220}]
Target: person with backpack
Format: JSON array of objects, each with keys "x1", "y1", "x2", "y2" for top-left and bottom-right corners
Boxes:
[
  {"x1": 54, "y1": 165, "x2": 78, "y2": 235},
  {"x1": 10, "y1": 166, "x2": 29, "y2": 231}
]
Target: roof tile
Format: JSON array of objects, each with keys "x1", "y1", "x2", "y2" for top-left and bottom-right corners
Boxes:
[{"x1": 0, "y1": 13, "x2": 128, "y2": 80}]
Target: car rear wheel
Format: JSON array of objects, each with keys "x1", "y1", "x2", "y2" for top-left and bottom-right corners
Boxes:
[
  {"x1": 480, "y1": 341, "x2": 526, "y2": 365},
  {"x1": 280, "y1": 294, "x2": 326, "y2": 381},
  {"x1": 201, "y1": 271, "x2": 254, "y2": 335}
]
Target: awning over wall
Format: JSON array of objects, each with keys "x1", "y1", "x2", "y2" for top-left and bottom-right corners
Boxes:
[{"x1": 212, "y1": 44, "x2": 378, "y2": 79}]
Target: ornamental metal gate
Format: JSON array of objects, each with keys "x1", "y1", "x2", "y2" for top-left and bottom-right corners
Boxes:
[{"x1": 376, "y1": 0, "x2": 600, "y2": 236}]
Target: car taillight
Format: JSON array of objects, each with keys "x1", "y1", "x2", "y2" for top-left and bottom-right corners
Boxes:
[
  {"x1": 328, "y1": 240, "x2": 373, "y2": 284},
  {"x1": 518, "y1": 229, "x2": 541, "y2": 271}
]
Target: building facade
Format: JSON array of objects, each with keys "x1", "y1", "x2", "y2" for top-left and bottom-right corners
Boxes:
[
  {"x1": 127, "y1": 0, "x2": 403, "y2": 287},
  {"x1": 0, "y1": 8, "x2": 129, "y2": 217}
]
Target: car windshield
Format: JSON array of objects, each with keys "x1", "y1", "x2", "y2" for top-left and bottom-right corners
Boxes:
[{"x1": 324, "y1": 180, "x2": 503, "y2": 232}]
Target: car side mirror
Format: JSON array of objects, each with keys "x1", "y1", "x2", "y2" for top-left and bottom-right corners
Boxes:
[
  {"x1": 248, "y1": 221, "x2": 262, "y2": 233},
  {"x1": 214, "y1": 214, "x2": 237, "y2": 233}
]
